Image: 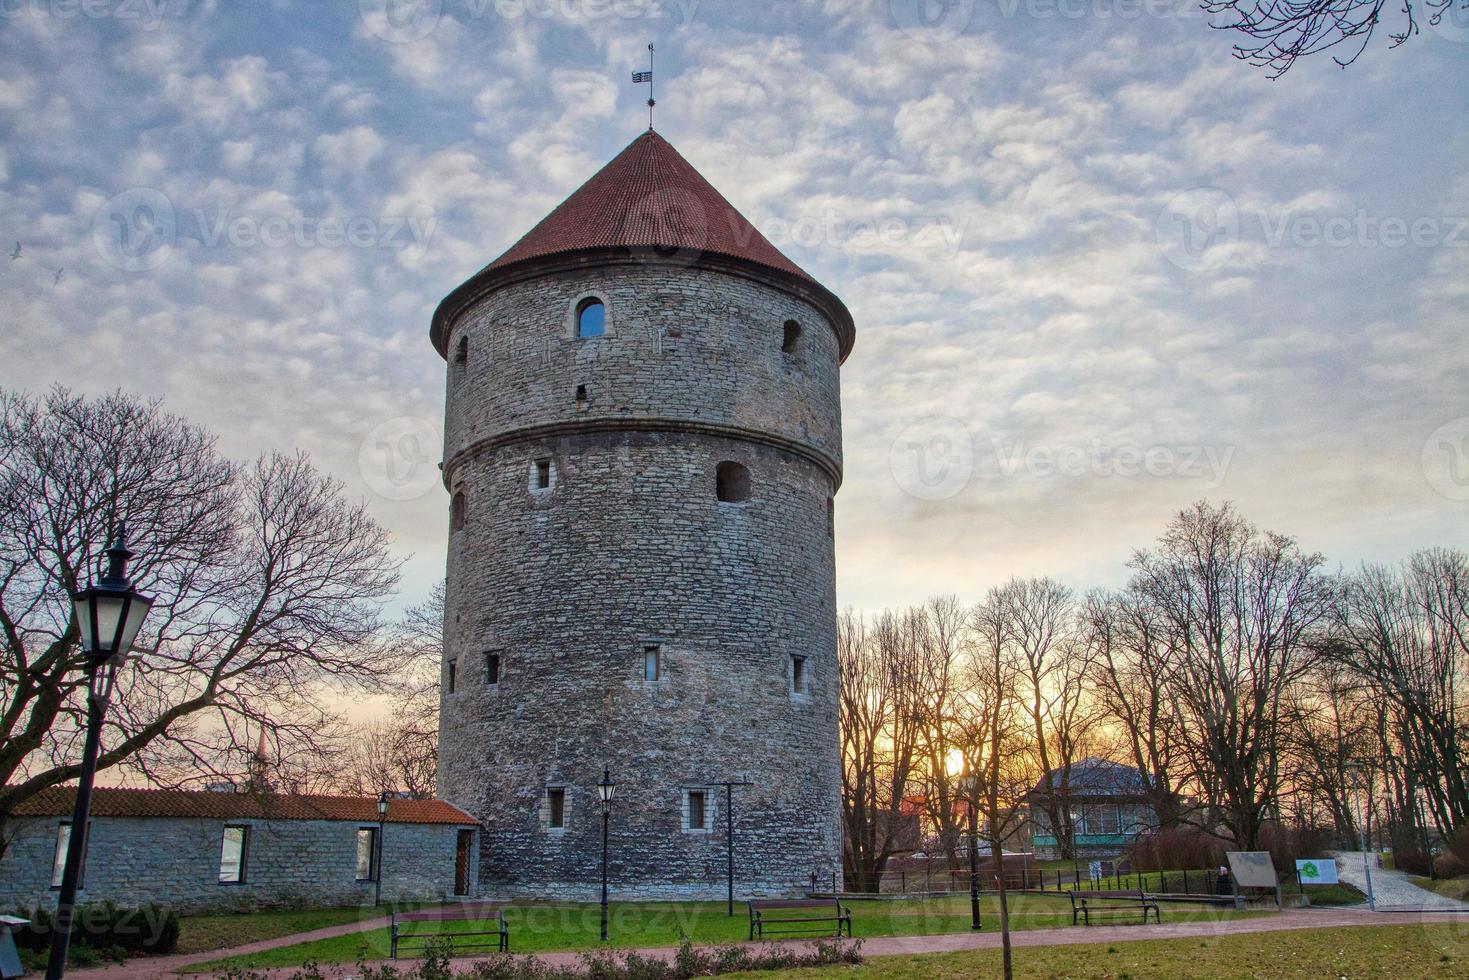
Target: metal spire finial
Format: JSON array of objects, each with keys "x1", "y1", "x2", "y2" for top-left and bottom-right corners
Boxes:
[{"x1": 632, "y1": 43, "x2": 656, "y2": 131}]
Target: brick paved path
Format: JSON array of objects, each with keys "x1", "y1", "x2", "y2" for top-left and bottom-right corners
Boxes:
[
  {"x1": 1332, "y1": 851, "x2": 1469, "y2": 911},
  {"x1": 62, "y1": 906, "x2": 1469, "y2": 980}
]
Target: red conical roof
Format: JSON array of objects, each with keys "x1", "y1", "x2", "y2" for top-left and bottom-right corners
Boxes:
[
  {"x1": 486, "y1": 130, "x2": 815, "y2": 283},
  {"x1": 432, "y1": 131, "x2": 854, "y2": 361}
]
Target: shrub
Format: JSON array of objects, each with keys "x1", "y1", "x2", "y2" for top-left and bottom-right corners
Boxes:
[
  {"x1": 1393, "y1": 847, "x2": 1434, "y2": 877},
  {"x1": 364, "y1": 935, "x2": 863, "y2": 980},
  {"x1": 1434, "y1": 851, "x2": 1469, "y2": 879},
  {"x1": 10, "y1": 902, "x2": 180, "y2": 956},
  {"x1": 1124, "y1": 827, "x2": 1223, "y2": 871}
]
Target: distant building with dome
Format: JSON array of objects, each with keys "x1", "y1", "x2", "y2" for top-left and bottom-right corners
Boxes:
[{"x1": 431, "y1": 130, "x2": 854, "y2": 899}]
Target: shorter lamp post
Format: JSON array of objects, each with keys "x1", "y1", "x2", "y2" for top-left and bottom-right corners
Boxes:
[
  {"x1": 968, "y1": 796, "x2": 982, "y2": 930},
  {"x1": 375, "y1": 791, "x2": 389, "y2": 907},
  {"x1": 1344, "y1": 761, "x2": 1376, "y2": 910},
  {"x1": 46, "y1": 528, "x2": 154, "y2": 980},
  {"x1": 597, "y1": 769, "x2": 616, "y2": 942}
]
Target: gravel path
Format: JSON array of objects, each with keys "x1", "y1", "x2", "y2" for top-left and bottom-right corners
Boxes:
[{"x1": 1332, "y1": 850, "x2": 1469, "y2": 910}]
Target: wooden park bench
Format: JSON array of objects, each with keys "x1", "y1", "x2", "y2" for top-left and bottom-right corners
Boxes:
[
  {"x1": 1068, "y1": 889, "x2": 1161, "y2": 926},
  {"x1": 390, "y1": 903, "x2": 510, "y2": 958},
  {"x1": 747, "y1": 898, "x2": 852, "y2": 941}
]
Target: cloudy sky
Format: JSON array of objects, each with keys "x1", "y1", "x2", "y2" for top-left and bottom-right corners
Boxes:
[{"x1": 0, "y1": 0, "x2": 1465, "y2": 615}]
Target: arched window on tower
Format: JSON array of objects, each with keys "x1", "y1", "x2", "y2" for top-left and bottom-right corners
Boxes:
[
  {"x1": 716, "y1": 461, "x2": 752, "y2": 503},
  {"x1": 576, "y1": 298, "x2": 606, "y2": 338},
  {"x1": 782, "y1": 320, "x2": 802, "y2": 354},
  {"x1": 450, "y1": 490, "x2": 468, "y2": 531},
  {"x1": 455, "y1": 335, "x2": 469, "y2": 369}
]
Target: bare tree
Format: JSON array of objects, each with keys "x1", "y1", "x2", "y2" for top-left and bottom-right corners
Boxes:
[
  {"x1": 994, "y1": 577, "x2": 1094, "y2": 860},
  {"x1": 958, "y1": 589, "x2": 1034, "y2": 980},
  {"x1": 337, "y1": 582, "x2": 443, "y2": 798},
  {"x1": 912, "y1": 595, "x2": 970, "y2": 869},
  {"x1": 0, "y1": 388, "x2": 403, "y2": 852},
  {"x1": 1202, "y1": 0, "x2": 1466, "y2": 77},
  {"x1": 1327, "y1": 550, "x2": 1469, "y2": 834},
  {"x1": 1084, "y1": 588, "x2": 1189, "y2": 829},
  {"x1": 1128, "y1": 501, "x2": 1330, "y2": 851},
  {"x1": 838, "y1": 607, "x2": 925, "y2": 892}
]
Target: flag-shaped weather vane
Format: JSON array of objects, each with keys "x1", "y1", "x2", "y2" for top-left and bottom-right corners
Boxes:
[{"x1": 632, "y1": 43, "x2": 655, "y2": 131}]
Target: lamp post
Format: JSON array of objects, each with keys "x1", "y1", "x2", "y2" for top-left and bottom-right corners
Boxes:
[
  {"x1": 596, "y1": 768, "x2": 616, "y2": 943},
  {"x1": 957, "y1": 781, "x2": 981, "y2": 928},
  {"x1": 1344, "y1": 761, "x2": 1376, "y2": 911},
  {"x1": 705, "y1": 780, "x2": 753, "y2": 916},
  {"x1": 375, "y1": 791, "x2": 389, "y2": 907},
  {"x1": 46, "y1": 528, "x2": 154, "y2": 980}
]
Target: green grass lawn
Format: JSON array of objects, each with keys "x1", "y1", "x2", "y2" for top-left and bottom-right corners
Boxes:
[
  {"x1": 1410, "y1": 875, "x2": 1469, "y2": 902},
  {"x1": 183, "y1": 895, "x2": 1256, "y2": 972},
  {"x1": 1302, "y1": 882, "x2": 1368, "y2": 906},
  {"x1": 724, "y1": 923, "x2": 1469, "y2": 979},
  {"x1": 175, "y1": 906, "x2": 377, "y2": 955}
]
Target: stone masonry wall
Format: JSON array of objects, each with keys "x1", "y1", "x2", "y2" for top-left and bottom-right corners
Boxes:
[
  {"x1": 436, "y1": 261, "x2": 845, "y2": 900},
  {"x1": 0, "y1": 815, "x2": 476, "y2": 913}
]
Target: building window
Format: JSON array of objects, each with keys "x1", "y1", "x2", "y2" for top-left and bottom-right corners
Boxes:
[
  {"x1": 455, "y1": 335, "x2": 468, "y2": 367},
  {"x1": 50, "y1": 822, "x2": 88, "y2": 889},
  {"x1": 446, "y1": 658, "x2": 457, "y2": 694},
  {"x1": 575, "y1": 384, "x2": 589, "y2": 412},
  {"x1": 451, "y1": 490, "x2": 468, "y2": 531},
  {"x1": 356, "y1": 827, "x2": 379, "y2": 881},
  {"x1": 791, "y1": 655, "x2": 808, "y2": 696},
  {"x1": 546, "y1": 787, "x2": 566, "y2": 830},
  {"x1": 782, "y1": 320, "x2": 801, "y2": 354},
  {"x1": 219, "y1": 825, "x2": 249, "y2": 884},
  {"x1": 576, "y1": 298, "x2": 606, "y2": 338},
  {"x1": 643, "y1": 644, "x2": 661, "y2": 682},
  {"x1": 484, "y1": 651, "x2": 500, "y2": 686},
  {"x1": 687, "y1": 790, "x2": 708, "y2": 832},
  {"x1": 1089, "y1": 806, "x2": 1121, "y2": 836},
  {"x1": 533, "y1": 458, "x2": 552, "y2": 490},
  {"x1": 716, "y1": 461, "x2": 751, "y2": 503}
]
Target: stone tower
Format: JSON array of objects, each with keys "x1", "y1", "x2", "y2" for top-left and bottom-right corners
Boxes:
[{"x1": 431, "y1": 131, "x2": 854, "y2": 899}]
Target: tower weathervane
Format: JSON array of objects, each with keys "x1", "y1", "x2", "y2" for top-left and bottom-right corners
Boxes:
[{"x1": 631, "y1": 43, "x2": 655, "y2": 131}]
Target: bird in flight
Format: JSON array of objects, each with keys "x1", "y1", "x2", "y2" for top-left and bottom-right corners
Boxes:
[
  {"x1": 9, "y1": 242, "x2": 20, "y2": 260},
  {"x1": 52, "y1": 267, "x2": 64, "y2": 285}
]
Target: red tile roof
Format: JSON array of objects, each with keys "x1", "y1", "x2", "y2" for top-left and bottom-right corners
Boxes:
[
  {"x1": 430, "y1": 131, "x2": 855, "y2": 362},
  {"x1": 11, "y1": 786, "x2": 477, "y2": 825},
  {"x1": 486, "y1": 130, "x2": 815, "y2": 284}
]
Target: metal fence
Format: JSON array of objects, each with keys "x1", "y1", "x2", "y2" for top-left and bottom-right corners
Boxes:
[{"x1": 832, "y1": 866, "x2": 1229, "y2": 897}]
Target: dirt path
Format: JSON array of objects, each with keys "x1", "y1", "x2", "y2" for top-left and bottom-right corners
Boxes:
[{"x1": 61, "y1": 907, "x2": 1469, "y2": 980}]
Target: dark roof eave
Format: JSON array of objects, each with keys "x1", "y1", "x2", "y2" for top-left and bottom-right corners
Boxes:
[{"x1": 429, "y1": 247, "x2": 856, "y2": 364}]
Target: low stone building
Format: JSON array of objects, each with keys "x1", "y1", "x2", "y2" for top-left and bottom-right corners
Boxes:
[{"x1": 0, "y1": 787, "x2": 478, "y2": 912}]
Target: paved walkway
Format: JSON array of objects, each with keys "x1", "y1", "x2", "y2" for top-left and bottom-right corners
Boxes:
[
  {"x1": 64, "y1": 906, "x2": 1469, "y2": 980},
  {"x1": 1332, "y1": 850, "x2": 1469, "y2": 910}
]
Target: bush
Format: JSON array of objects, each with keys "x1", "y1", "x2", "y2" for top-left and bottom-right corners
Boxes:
[
  {"x1": 1434, "y1": 852, "x2": 1469, "y2": 879},
  {"x1": 364, "y1": 935, "x2": 863, "y2": 980},
  {"x1": 1124, "y1": 827, "x2": 1223, "y2": 872},
  {"x1": 9, "y1": 902, "x2": 180, "y2": 957},
  {"x1": 1393, "y1": 847, "x2": 1434, "y2": 877},
  {"x1": 1259, "y1": 822, "x2": 1336, "y2": 872}
]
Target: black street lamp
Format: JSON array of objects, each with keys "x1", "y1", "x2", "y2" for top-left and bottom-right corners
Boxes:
[
  {"x1": 46, "y1": 528, "x2": 153, "y2": 980},
  {"x1": 596, "y1": 769, "x2": 616, "y2": 942},
  {"x1": 965, "y1": 777, "x2": 981, "y2": 931},
  {"x1": 705, "y1": 780, "x2": 753, "y2": 916},
  {"x1": 375, "y1": 791, "x2": 389, "y2": 907}
]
